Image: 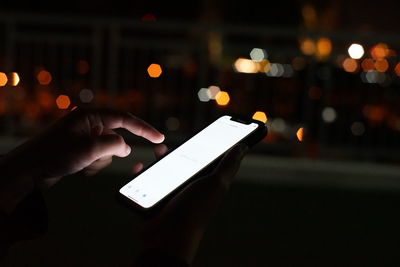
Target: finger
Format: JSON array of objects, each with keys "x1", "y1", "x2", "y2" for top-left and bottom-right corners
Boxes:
[
  {"x1": 154, "y1": 144, "x2": 168, "y2": 159},
  {"x1": 132, "y1": 162, "x2": 144, "y2": 175},
  {"x1": 212, "y1": 143, "x2": 248, "y2": 184},
  {"x1": 82, "y1": 156, "x2": 113, "y2": 176},
  {"x1": 89, "y1": 134, "x2": 131, "y2": 159},
  {"x1": 95, "y1": 109, "x2": 165, "y2": 144}
]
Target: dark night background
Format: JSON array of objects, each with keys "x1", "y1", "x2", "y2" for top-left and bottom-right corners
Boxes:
[{"x1": 1, "y1": 0, "x2": 400, "y2": 266}]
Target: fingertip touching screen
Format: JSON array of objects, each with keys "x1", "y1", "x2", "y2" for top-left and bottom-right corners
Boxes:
[{"x1": 119, "y1": 115, "x2": 258, "y2": 208}]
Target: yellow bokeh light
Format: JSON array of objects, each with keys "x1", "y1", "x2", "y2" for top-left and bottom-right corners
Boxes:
[
  {"x1": 296, "y1": 127, "x2": 304, "y2": 142},
  {"x1": 316, "y1": 37, "x2": 332, "y2": 58},
  {"x1": 10, "y1": 72, "x2": 20, "y2": 86},
  {"x1": 342, "y1": 58, "x2": 359, "y2": 73},
  {"x1": 374, "y1": 59, "x2": 389, "y2": 72},
  {"x1": 147, "y1": 63, "x2": 162, "y2": 78},
  {"x1": 233, "y1": 58, "x2": 258, "y2": 73},
  {"x1": 252, "y1": 111, "x2": 268, "y2": 123},
  {"x1": 300, "y1": 38, "x2": 316, "y2": 55},
  {"x1": 215, "y1": 91, "x2": 230, "y2": 106},
  {"x1": 56, "y1": 95, "x2": 71, "y2": 109},
  {"x1": 0, "y1": 72, "x2": 8, "y2": 86},
  {"x1": 348, "y1": 43, "x2": 364, "y2": 59},
  {"x1": 37, "y1": 70, "x2": 52, "y2": 85}
]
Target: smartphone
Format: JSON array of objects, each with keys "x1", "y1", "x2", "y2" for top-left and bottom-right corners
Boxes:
[{"x1": 118, "y1": 115, "x2": 267, "y2": 210}]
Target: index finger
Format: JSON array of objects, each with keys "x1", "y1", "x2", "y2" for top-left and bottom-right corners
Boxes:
[{"x1": 95, "y1": 109, "x2": 165, "y2": 143}]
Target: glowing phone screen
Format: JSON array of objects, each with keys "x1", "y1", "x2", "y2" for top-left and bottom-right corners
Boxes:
[{"x1": 119, "y1": 116, "x2": 258, "y2": 208}]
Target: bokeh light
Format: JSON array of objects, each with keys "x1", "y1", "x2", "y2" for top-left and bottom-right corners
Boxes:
[
  {"x1": 207, "y1": 85, "x2": 221, "y2": 100},
  {"x1": 363, "y1": 70, "x2": 386, "y2": 84},
  {"x1": 197, "y1": 88, "x2": 210, "y2": 102},
  {"x1": 147, "y1": 63, "x2": 162, "y2": 78},
  {"x1": 342, "y1": 58, "x2": 359, "y2": 73},
  {"x1": 266, "y1": 63, "x2": 284, "y2": 77},
  {"x1": 233, "y1": 58, "x2": 258, "y2": 73},
  {"x1": 292, "y1": 56, "x2": 307, "y2": 70},
  {"x1": 395, "y1": 63, "x2": 400, "y2": 76},
  {"x1": 361, "y1": 58, "x2": 374, "y2": 71},
  {"x1": 37, "y1": 70, "x2": 52, "y2": 85},
  {"x1": 10, "y1": 72, "x2": 20, "y2": 86},
  {"x1": 215, "y1": 91, "x2": 230, "y2": 106},
  {"x1": 56, "y1": 95, "x2": 71, "y2": 109},
  {"x1": 322, "y1": 107, "x2": 337, "y2": 123},
  {"x1": 79, "y1": 89, "x2": 94, "y2": 103},
  {"x1": 348, "y1": 43, "x2": 364, "y2": 59},
  {"x1": 250, "y1": 48, "x2": 267, "y2": 62},
  {"x1": 252, "y1": 111, "x2": 268, "y2": 123},
  {"x1": 271, "y1": 118, "x2": 287, "y2": 133},
  {"x1": 316, "y1": 37, "x2": 332, "y2": 59},
  {"x1": 296, "y1": 127, "x2": 304, "y2": 142},
  {"x1": 0, "y1": 72, "x2": 8, "y2": 86},
  {"x1": 370, "y1": 43, "x2": 389, "y2": 60},
  {"x1": 374, "y1": 59, "x2": 389, "y2": 72},
  {"x1": 300, "y1": 38, "x2": 316, "y2": 55}
]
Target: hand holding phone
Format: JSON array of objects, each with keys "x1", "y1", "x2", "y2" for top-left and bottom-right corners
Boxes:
[{"x1": 119, "y1": 115, "x2": 267, "y2": 210}]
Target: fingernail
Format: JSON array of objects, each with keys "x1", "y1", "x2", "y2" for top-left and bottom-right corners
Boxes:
[{"x1": 126, "y1": 145, "x2": 131, "y2": 155}]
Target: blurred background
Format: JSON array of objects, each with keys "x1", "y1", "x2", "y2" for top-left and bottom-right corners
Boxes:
[{"x1": 2, "y1": 0, "x2": 400, "y2": 266}]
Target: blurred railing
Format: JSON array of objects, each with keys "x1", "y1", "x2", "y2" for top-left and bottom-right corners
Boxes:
[{"x1": 1, "y1": 13, "x2": 400, "y2": 162}]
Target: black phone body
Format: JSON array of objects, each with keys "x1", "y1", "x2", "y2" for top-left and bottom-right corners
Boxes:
[{"x1": 118, "y1": 115, "x2": 267, "y2": 212}]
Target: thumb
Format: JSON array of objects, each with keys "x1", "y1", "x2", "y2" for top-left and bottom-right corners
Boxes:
[
  {"x1": 89, "y1": 134, "x2": 131, "y2": 159},
  {"x1": 212, "y1": 143, "x2": 248, "y2": 184}
]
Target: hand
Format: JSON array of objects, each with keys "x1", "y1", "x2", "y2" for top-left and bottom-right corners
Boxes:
[
  {"x1": 0, "y1": 108, "x2": 164, "y2": 212},
  {"x1": 133, "y1": 143, "x2": 248, "y2": 265}
]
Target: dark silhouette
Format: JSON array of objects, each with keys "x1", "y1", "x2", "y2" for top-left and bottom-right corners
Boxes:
[{"x1": 0, "y1": 108, "x2": 247, "y2": 266}]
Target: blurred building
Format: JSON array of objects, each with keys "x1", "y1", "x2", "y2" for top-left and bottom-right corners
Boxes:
[{"x1": 1, "y1": 0, "x2": 400, "y2": 163}]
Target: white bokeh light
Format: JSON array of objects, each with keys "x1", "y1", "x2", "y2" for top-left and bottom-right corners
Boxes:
[
  {"x1": 79, "y1": 89, "x2": 94, "y2": 103},
  {"x1": 348, "y1": 43, "x2": 364, "y2": 59},
  {"x1": 250, "y1": 48, "x2": 267, "y2": 62},
  {"x1": 322, "y1": 107, "x2": 337, "y2": 123}
]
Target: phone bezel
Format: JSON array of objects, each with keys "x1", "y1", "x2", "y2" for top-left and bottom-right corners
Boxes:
[{"x1": 116, "y1": 114, "x2": 267, "y2": 214}]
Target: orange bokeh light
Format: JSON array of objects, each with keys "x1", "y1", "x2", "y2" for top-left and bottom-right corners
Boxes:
[
  {"x1": 37, "y1": 90, "x2": 53, "y2": 109},
  {"x1": 300, "y1": 38, "x2": 316, "y2": 55},
  {"x1": 374, "y1": 59, "x2": 389, "y2": 72},
  {"x1": 10, "y1": 72, "x2": 20, "y2": 86},
  {"x1": 296, "y1": 127, "x2": 304, "y2": 142},
  {"x1": 252, "y1": 111, "x2": 268, "y2": 123},
  {"x1": 0, "y1": 72, "x2": 7, "y2": 86},
  {"x1": 361, "y1": 58, "x2": 374, "y2": 71},
  {"x1": 395, "y1": 63, "x2": 400, "y2": 76},
  {"x1": 342, "y1": 58, "x2": 358, "y2": 73},
  {"x1": 56, "y1": 95, "x2": 71, "y2": 109},
  {"x1": 316, "y1": 37, "x2": 332, "y2": 58},
  {"x1": 370, "y1": 43, "x2": 389, "y2": 60},
  {"x1": 215, "y1": 91, "x2": 230, "y2": 106},
  {"x1": 37, "y1": 70, "x2": 52, "y2": 85},
  {"x1": 363, "y1": 105, "x2": 386, "y2": 123},
  {"x1": 147, "y1": 63, "x2": 162, "y2": 78}
]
